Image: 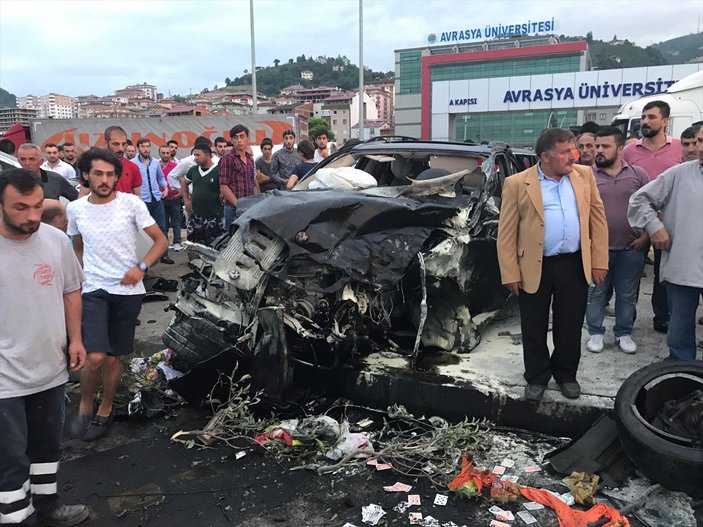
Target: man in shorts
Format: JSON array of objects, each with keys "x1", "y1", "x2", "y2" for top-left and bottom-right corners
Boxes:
[{"x1": 67, "y1": 148, "x2": 168, "y2": 441}]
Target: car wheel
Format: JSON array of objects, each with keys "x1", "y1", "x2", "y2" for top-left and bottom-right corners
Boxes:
[
  {"x1": 162, "y1": 313, "x2": 229, "y2": 368},
  {"x1": 615, "y1": 360, "x2": 703, "y2": 497}
]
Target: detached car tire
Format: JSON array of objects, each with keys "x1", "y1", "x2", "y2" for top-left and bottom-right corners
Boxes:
[
  {"x1": 162, "y1": 313, "x2": 229, "y2": 368},
  {"x1": 615, "y1": 360, "x2": 703, "y2": 497}
]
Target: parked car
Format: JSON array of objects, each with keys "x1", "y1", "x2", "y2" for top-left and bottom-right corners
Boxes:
[{"x1": 163, "y1": 138, "x2": 536, "y2": 400}]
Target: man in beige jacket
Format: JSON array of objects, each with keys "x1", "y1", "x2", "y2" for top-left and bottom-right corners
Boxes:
[{"x1": 497, "y1": 128, "x2": 608, "y2": 401}]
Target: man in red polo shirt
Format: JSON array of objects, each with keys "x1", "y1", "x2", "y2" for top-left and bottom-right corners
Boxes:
[
  {"x1": 104, "y1": 126, "x2": 143, "y2": 196},
  {"x1": 80, "y1": 127, "x2": 143, "y2": 198},
  {"x1": 622, "y1": 100, "x2": 683, "y2": 334}
]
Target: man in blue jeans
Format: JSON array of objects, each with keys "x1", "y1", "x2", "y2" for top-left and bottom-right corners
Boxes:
[
  {"x1": 586, "y1": 127, "x2": 650, "y2": 354},
  {"x1": 219, "y1": 124, "x2": 259, "y2": 230},
  {"x1": 629, "y1": 127, "x2": 703, "y2": 360},
  {"x1": 132, "y1": 138, "x2": 173, "y2": 264}
]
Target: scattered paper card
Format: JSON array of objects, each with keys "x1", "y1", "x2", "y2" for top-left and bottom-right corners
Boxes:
[
  {"x1": 357, "y1": 418, "x2": 374, "y2": 428},
  {"x1": 342, "y1": 523, "x2": 359, "y2": 527},
  {"x1": 500, "y1": 475, "x2": 520, "y2": 483},
  {"x1": 488, "y1": 506, "x2": 505, "y2": 515},
  {"x1": 383, "y1": 482, "x2": 412, "y2": 492},
  {"x1": 522, "y1": 465, "x2": 542, "y2": 473},
  {"x1": 490, "y1": 521, "x2": 511, "y2": 527},
  {"x1": 524, "y1": 501, "x2": 544, "y2": 511},
  {"x1": 496, "y1": 510, "x2": 515, "y2": 521},
  {"x1": 517, "y1": 511, "x2": 537, "y2": 524},
  {"x1": 492, "y1": 465, "x2": 506, "y2": 475},
  {"x1": 375, "y1": 463, "x2": 392, "y2": 471},
  {"x1": 433, "y1": 494, "x2": 448, "y2": 506},
  {"x1": 361, "y1": 504, "x2": 386, "y2": 526},
  {"x1": 408, "y1": 494, "x2": 421, "y2": 506},
  {"x1": 394, "y1": 501, "x2": 410, "y2": 513},
  {"x1": 409, "y1": 512, "x2": 423, "y2": 525},
  {"x1": 235, "y1": 451, "x2": 246, "y2": 460},
  {"x1": 423, "y1": 516, "x2": 440, "y2": 527},
  {"x1": 500, "y1": 458, "x2": 515, "y2": 468},
  {"x1": 366, "y1": 458, "x2": 378, "y2": 466}
]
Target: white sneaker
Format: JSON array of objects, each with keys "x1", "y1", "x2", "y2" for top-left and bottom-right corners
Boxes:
[
  {"x1": 168, "y1": 244, "x2": 174, "y2": 250},
  {"x1": 173, "y1": 243, "x2": 182, "y2": 252},
  {"x1": 586, "y1": 334, "x2": 604, "y2": 353},
  {"x1": 616, "y1": 335, "x2": 637, "y2": 354}
]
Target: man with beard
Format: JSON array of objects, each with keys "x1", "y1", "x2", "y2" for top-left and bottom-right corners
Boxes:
[
  {"x1": 78, "y1": 127, "x2": 142, "y2": 198},
  {"x1": 497, "y1": 128, "x2": 608, "y2": 401},
  {"x1": 623, "y1": 101, "x2": 684, "y2": 334},
  {"x1": 61, "y1": 142, "x2": 79, "y2": 168},
  {"x1": 67, "y1": 148, "x2": 168, "y2": 441},
  {"x1": 125, "y1": 142, "x2": 137, "y2": 160},
  {"x1": 132, "y1": 138, "x2": 172, "y2": 264},
  {"x1": 167, "y1": 140, "x2": 180, "y2": 164},
  {"x1": 576, "y1": 132, "x2": 596, "y2": 167},
  {"x1": 270, "y1": 130, "x2": 300, "y2": 190},
  {"x1": 629, "y1": 127, "x2": 703, "y2": 360},
  {"x1": 213, "y1": 137, "x2": 228, "y2": 159},
  {"x1": 585, "y1": 127, "x2": 650, "y2": 354},
  {"x1": 0, "y1": 168, "x2": 89, "y2": 526},
  {"x1": 180, "y1": 145, "x2": 224, "y2": 246},
  {"x1": 17, "y1": 143, "x2": 78, "y2": 201}
]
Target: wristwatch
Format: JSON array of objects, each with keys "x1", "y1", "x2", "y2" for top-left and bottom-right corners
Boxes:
[{"x1": 137, "y1": 261, "x2": 149, "y2": 272}]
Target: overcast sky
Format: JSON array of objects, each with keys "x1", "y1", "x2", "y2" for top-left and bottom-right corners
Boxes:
[{"x1": 1, "y1": 0, "x2": 701, "y2": 98}]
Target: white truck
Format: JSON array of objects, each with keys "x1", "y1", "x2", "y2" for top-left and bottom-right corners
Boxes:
[{"x1": 612, "y1": 70, "x2": 703, "y2": 137}]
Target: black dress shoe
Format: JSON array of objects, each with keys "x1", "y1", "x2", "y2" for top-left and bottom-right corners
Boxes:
[
  {"x1": 524, "y1": 384, "x2": 547, "y2": 401},
  {"x1": 160, "y1": 255, "x2": 175, "y2": 265},
  {"x1": 653, "y1": 320, "x2": 668, "y2": 333},
  {"x1": 559, "y1": 381, "x2": 581, "y2": 399}
]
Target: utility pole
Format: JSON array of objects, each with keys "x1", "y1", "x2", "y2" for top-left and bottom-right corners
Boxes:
[
  {"x1": 358, "y1": 0, "x2": 364, "y2": 141},
  {"x1": 250, "y1": 0, "x2": 257, "y2": 114}
]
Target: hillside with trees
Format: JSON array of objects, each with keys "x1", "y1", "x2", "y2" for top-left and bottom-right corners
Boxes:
[
  {"x1": 223, "y1": 55, "x2": 392, "y2": 96},
  {"x1": 653, "y1": 32, "x2": 703, "y2": 64},
  {"x1": 0, "y1": 87, "x2": 17, "y2": 108}
]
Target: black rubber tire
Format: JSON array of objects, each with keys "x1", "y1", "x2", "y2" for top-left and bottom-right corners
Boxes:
[
  {"x1": 162, "y1": 313, "x2": 229, "y2": 368},
  {"x1": 615, "y1": 360, "x2": 703, "y2": 497}
]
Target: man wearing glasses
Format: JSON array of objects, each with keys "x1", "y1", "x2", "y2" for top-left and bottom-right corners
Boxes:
[{"x1": 270, "y1": 130, "x2": 301, "y2": 190}]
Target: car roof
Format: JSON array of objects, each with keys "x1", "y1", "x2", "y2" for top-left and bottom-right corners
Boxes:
[{"x1": 343, "y1": 139, "x2": 503, "y2": 156}]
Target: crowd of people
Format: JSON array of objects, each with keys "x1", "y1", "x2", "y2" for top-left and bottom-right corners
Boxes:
[
  {"x1": 498, "y1": 100, "x2": 702, "y2": 402},
  {"x1": 1, "y1": 103, "x2": 701, "y2": 525}
]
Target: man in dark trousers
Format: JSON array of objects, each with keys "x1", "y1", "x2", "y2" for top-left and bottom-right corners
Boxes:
[
  {"x1": 0, "y1": 168, "x2": 89, "y2": 526},
  {"x1": 497, "y1": 128, "x2": 609, "y2": 401}
]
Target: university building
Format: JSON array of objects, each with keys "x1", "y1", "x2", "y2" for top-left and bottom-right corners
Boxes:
[{"x1": 394, "y1": 35, "x2": 701, "y2": 146}]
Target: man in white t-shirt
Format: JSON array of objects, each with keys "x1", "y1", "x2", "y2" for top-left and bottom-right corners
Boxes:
[
  {"x1": 0, "y1": 168, "x2": 90, "y2": 526},
  {"x1": 67, "y1": 148, "x2": 168, "y2": 442},
  {"x1": 41, "y1": 142, "x2": 77, "y2": 180},
  {"x1": 313, "y1": 129, "x2": 338, "y2": 163}
]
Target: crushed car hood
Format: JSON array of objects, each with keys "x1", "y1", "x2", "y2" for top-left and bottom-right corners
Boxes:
[{"x1": 233, "y1": 190, "x2": 469, "y2": 291}]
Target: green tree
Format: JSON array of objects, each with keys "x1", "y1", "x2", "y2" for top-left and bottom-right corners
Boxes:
[
  {"x1": 224, "y1": 77, "x2": 232, "y2": 86},
  {"x1": 308, "y1": 117, "x2": 335, "y2": 141},
  {"x1": 0, "y1": 87, "x2": 17, "y2": 108},
  {"x1": 274, "y1": 59, "x2": 280, "y2": 67}
]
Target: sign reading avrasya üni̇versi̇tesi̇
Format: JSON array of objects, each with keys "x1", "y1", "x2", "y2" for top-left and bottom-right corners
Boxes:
[{"x1": 427, "y1": 18, "x2": 556, "y2": 44}]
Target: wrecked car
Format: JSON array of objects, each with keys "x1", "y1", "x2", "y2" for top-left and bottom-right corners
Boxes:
[{"x1": 163, "y1": 139, "x2": 536, "y2": 399}]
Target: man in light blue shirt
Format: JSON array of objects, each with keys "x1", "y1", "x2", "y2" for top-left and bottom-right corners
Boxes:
[
  {"x1": 497, "y1": 128, "x2": 609, "y2": 402},
  {"x1": 538, "y1": 163, "x2": 581, "y2": 256},
  {"x1": 132, "y1": 138, "x2": 173, "y2": 264}
]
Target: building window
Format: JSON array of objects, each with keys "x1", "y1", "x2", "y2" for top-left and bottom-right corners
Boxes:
[
  {"x1": 599, "y1": 113, "x2": 607, "y2": 120},
  {"x1": 343, "y1": 119, "x2": 347, "y2": 124},
  {"x1": 333, "y1": 119, "x2": 337, "y2": 125},
  {"x1": 399, "y1": 51, "x2": 422, "y2": 94}
]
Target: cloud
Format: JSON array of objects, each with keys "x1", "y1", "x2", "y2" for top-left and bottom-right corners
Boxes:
[{"x1": 1, "y1": 0, "x2": 701, "y2": 97}]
